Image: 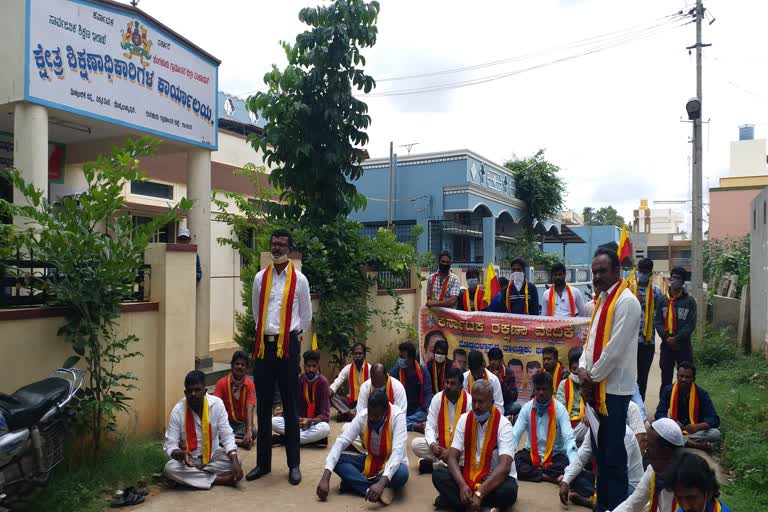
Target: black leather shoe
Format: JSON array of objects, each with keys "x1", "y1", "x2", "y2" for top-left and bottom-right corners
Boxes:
[
  {"x1": 288, "y1": 466, "x2": 301, "y2": 485},
  {"x1": 245, "y1": 466, "x2": 271, "y2": 481}
]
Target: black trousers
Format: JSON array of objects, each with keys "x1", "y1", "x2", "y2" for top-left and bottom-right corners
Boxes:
[
  {"x1": 514, "y1": 449, "x2": 569, "y2": 482},
  {"x1": 254, "y1": 332, "x2": 300, "y2": 469},
  {"x1": 431, "y1": 466, "x2": 518, "y2": 511},
  {"x1": 636, "y1": 342, "x2": 655, "y2": 401},
  {"x1": 595, "y1": 394, "x2": 631, "y2": 512}
]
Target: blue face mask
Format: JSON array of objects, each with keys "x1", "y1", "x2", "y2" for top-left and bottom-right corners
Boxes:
[
  {"x1": 375, "y1": 385, "x2": 386, "y2": 394},
  {"x1": 474, "y1": 410, "x2": 491, "y2": 423},
  {"x1": 466, "y1": 278, "x2": 479, "y2": 288},
  {"x1": 368, "y1": 417, "x2": 385, "y2": 431},
  {"x1": 638, "y1": 273, "x2": 650, "y2": 284},
  {"x1": 397, "y1": 358, "x2": 408, "y2": 369},
  {"x1": 535, "y1": 398, "x2": 552, "y2": 416},
  {"x1": 305, "y1": 372, "x2": 318, "y2": 383}
]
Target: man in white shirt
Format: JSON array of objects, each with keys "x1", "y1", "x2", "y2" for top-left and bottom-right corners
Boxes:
[
  {"x1": 431, "y1": 379, "x2": 518, "y2": 510},
  {"x1": 463, "y1": 350, "x2": 504, "y2": 411},
  {"x1": 611, "y1": 418, "x2": 685, "y2": 512},
  {"x1": 512, "y1": 372, "x2": 578, "y2": 483},
  {"x1": 577, "y1": 247, "x2": 641, "y2": 512},
  {"x1": 329, "y1": 342, "x2": 370, "y2": 422},
  {"x1": 163, "y1": 371, "x2": 243, "y2": 489},
  {"x1": 411, "y1": 367, "x2": 472, "y2": 474},
  {"x1": 247, "y1": 229, "x2": 312, "y2": 486},
  {"x1": 559, "y1": 425, "x2": 644, "y2": 508},
  {"x1": 543, "y1": 262, "x2": 587, "y2": 317},
  {"x1": 316, "y1": 391, "x2": 409, "y2": 506}
]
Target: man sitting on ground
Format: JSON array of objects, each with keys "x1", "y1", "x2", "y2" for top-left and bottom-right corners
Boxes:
[
  {"x1": 163, "y1": 371, "x2": 243, "y2": 489},
  {"x1": 612, "y1": 418, "x2": 685, "y2": 512},
  {"x1": 664, "y1": 452, "x2": 733, "y2": 512},
  {"x1": 655, "y1": 361, "x2": 721, "y2": 451},
  {"x1": 487, "y1": 347, "x2": 520, "y2": 420},
  {"x1": 542, "y1": 346, "x2": 568, "y2": 392},
  {"x1": 556, "y1": 350, "x2": 588, "y2": 445},
  {"x1": 426, "y1": 335, "x2": 452, "y2": 395},
  {"x1": 412, "y1": 367, "x2": 472, "y2": 475},
  {"x1": 452, "y1": 348, "x2": 467, "y2": 372},
  {"x1": 272, "y1": 350, "x2": 330, "y2": 448},
  {"x1": 212, "y1": 350, "x2": 256, "y2": 449},
  {"x1": 329, "y1": 342, "x2": 370, "y2": 422},
  {"x1": 431, "y1": 380, "x2": 518, "y2": 510},
  {"x1": 463, "y1": 349, "x2": 504, "y2": 411},
  {"x1": 512, "y1": 372, "x2": 577, "y2": 483},
  {"x1": 389, "y1": 342, "x2": 433, "y2": 432},
  {"x1": 316, "y1": 391, "x2": 409, "y2": 506}
]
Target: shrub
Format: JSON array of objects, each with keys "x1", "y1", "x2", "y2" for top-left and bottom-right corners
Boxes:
[{"x1": 693, "y1": 327, "x2": 736, "y2": 367}]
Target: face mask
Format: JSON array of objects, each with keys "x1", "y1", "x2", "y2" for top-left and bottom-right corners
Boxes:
[
  {"x1": 305, "y1": 372, "x2": 318, "y2": 382},
  {"x1": 375, "y1": 385, "x2": 386, "y2": 393},
  {"x1": 434, "y1": 354, "x2": 447, "y2": 364},
  {"x1": 670, "y1": 278, "x2": 684, "y2": 291},
  {"x1": 368, "y1": 418, "x2": 385, "y2": 431},
  {"x1": 474, "y1": 410, "x2": 491, "y2": 423},
  {"x1": 353, "y1": 357, "x2": 365, "y2": 369},
  {"x1": 535, "y1": 398, "x2": 551, "y2": 416},
  {"x1": 638, "y1": 273, "x2": 650, "y2": 284},
  {"x1": 271, "y1": 253, "x2": 289, "y2": 264},
  {"x1": 511, "y1": 272, "x2": 524, "y2": 289},
  {"x1": 397, "y1": 357, "x2": 408, "y2": 369},
  {"x1": 466, "y1": 278, "x2": 479, "y2": 288},
  {"x1": 439, "y1": 263, "x2": 451, "y2": 273}
]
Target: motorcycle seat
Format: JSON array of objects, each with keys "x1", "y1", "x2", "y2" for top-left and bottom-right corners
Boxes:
[{"x1": 0, "y1": 378, "x2": 71, "y2": 431}]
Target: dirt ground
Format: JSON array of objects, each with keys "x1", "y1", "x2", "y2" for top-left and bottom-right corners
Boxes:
[{"x1": 131, "y1": 344, "x2": 701, "y2": 512}]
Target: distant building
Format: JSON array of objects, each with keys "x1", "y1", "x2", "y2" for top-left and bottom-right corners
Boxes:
[
  {"x1": 632, "y1": 199, "x2": 684, "y2": 234},
  {"x1": 560, "y1": 209, "x2": 584, "y2": 226},
  {"x1": 543, "y1": 225, "x2": 620, "y2": 267},
  {"x1": 631, "y1": 233, "x2": 691, "y2": 276},
  {"x1": 709, "y1": 125, "x2": 768, "y2": 239}
]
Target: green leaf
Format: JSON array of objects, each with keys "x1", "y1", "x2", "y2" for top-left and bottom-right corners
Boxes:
[{"x1": 62, "y1": 355, "x2": 81, "y2": 368}]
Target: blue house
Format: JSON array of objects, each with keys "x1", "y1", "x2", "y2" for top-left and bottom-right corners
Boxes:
[
  {"x1": 351, "y1": 150, "x2": 566, "y2": 266},
  {"x1": 543, "y1": 225, "x2": 621, "y2": 266}
]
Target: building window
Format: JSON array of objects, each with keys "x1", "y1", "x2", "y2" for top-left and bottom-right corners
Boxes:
[
  {"x1": 647, "y1": 247, "x2": 668, "y2": 261},
  {"x1": 130, "y1": 181, "x2": 174, "y2": 200},
  {"x1": 132, "y1": 215, "x2": 176, "y2": 243}
]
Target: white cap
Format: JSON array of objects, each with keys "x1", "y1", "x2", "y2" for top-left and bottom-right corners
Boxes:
[
  {"x1": 651, "y1": 418, "x2": 685, "y2": 447},
  {"x1": 177, "y1": 227, "x2": 191, "y2": 239}
]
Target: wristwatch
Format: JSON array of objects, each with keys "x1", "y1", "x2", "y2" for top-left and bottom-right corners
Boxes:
[{"x1": 474, "y1": 489, "x2": 483, "y2": 499}]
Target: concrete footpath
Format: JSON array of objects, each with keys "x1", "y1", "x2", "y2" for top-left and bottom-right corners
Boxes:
[{"x1": 133, "y1": 345, "x2": 692, "y2": 511}]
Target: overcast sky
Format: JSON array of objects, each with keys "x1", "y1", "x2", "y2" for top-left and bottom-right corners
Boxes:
[{"x1": 133, "y1": 0, "x2": 766, "y2": 227}]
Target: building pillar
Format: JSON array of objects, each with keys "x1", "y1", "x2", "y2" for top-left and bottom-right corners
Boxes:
[
  {"x1": 13, "y1": 103, "x2": 48, "y2": 219},
  {"x1": 482, "y1": 216, "x2": 496, "y2": 267},
  {"x1": 187, "y1": 148, "x2": 212, "y2": 368}
]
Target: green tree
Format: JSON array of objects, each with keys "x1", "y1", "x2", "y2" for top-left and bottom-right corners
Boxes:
[{"x1": 582, "y1": 205, "x2": 629, "y2": 229}]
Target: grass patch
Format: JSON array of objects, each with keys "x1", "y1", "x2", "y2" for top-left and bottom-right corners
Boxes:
[
  {"x1": 693, "y1": 328, "x2": 768, "y2": 510},
  {"x1": 16, "y1": 438, "x2": 166, "y2": 512}
]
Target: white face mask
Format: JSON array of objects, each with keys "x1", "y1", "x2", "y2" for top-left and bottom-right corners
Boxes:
[
  {"x1": 271, "y1": 253, "x2": 289, "y2": 264},
  {"x1": 511, "y1": 271, "x2": 525, "y2": 290},
  {"x1": 434, "y1": 354, "x2": 447, "y2": 364}
]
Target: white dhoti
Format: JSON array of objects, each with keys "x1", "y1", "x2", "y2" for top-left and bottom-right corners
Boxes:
[
  {"x1": 163, "y1": 449, "x2": 233, "y2": 490},
  {"x1": 411, "y1": 437, "x2": 460, "y2": 468},
  {"x1": 272, "y1": 416, "x2": 330, "y2": 445},
  {"x1": 340, "y1": 421, "x2": 366, "y2": 453}
]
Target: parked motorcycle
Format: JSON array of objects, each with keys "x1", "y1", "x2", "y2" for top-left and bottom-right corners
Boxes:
[{"x1": 0, "y1": 368, "x2": 83, "y2": 508}]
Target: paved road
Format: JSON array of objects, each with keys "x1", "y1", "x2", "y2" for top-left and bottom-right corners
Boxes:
[{"x1": 134, "y1": 346, "x2": 670, "y2": 511}]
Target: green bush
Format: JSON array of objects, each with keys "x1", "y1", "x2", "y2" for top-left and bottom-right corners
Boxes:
[{"x1": 693, "y1": 327, "x2": 736, "y2": 367}]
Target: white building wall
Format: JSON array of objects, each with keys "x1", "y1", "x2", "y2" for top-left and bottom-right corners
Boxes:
[
  {"x1": 730, "y1": 138, "x2": 768, "y2": 177},
  {"x1": 0, "y1": 0, "x2": 26, "y2": 104},
  {"x1": 750, "y1": 189, "x2": 768, "y2": 354}
]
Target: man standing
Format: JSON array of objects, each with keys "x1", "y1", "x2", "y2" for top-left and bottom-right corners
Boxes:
[
  {"x1": 512, "y1": 372, "x2": 577, "y2": 483},
  {"x1": 577, "y1": 247, "x2": 641, "y2": 511},
  {"x1": 632, "y1": 258, "x2": 664, "y2": 400},
  {"x1": 426, "y1": 250, "x2": 461, "y2": 311},
  {"x1": 329, "y1": 342, "x2": 370, "y2": 422},
  {"x1": 176, "y1": 227, "x2": 201, "y2": 283},
  {"x1": 463, "y1": 350, "x2": 504, "y2": 411},
  {"x1": 452, "y1": 348, "x2": 468, "y2": 372},
  {"x1": 489, "y1": 257, "x2": 540, "y2": 315},
  {"x1": 272, "y1": 350, "x2": 330, "y2": 447},
  {"x1": 487, "y1": 347, "x2": 520, "y2": 419},
  {"x1": 316, "y1": 391, "x2": 409, "y2": 506},
  {"x1": 163, "y1": 371, "x2": 243, "y2": 489},
  {"x1": 247, "y1": 229, "x2": 312, "y2": 485},
  {"x1": 212, "y1": 351, "x2": 256, "y2": 449},
  {"x1": 389, "y1": 342, "x2": 433, "y2": 431},
  {"x1": 457, "y1": 267, "x2": 488, "y2": 311},
  {"x1": 411, "y1": 367, "x2": 471, "y2": 474},
  {"x1": 431, "y1": 380, "x2": 518, "y2": 510},
  {"x1": 542, "y1": 346, "x2": 568, "y2": 392},
  {"x1": 654, "y1": 362, "x2": 721, "y2": 451},
  {"x1": 655, "y1": 266, "x2": 697, "y2": 394},
  {"x1": 543, "y1": 262, "x2": 586, "y2": 317}
]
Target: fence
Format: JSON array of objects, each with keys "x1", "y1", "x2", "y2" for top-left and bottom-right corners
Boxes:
[{"x1": 375, "y1": 270, "x2": 412, "y2": 290}]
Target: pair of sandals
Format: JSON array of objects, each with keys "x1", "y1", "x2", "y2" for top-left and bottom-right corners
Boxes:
[{"x1": 110, "y1": 486, "x2": 149, "y2": 508}]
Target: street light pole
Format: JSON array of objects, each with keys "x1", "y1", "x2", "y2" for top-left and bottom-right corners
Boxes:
[{"x1": 691, "y1": 0, "x2": 706, "y2": 334}]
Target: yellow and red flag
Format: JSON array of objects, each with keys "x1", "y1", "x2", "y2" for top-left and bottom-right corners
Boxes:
[
  {"x1": 617, "y1": 226, "x2": 633, "y2": 265},
  {"x1": 484, "y1": 263, "x2": 500, "y2": 300}
]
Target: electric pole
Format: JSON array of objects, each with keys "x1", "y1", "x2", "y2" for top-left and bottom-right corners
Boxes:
[
  {"x1": 387, "y1": 141, "x2": 394, "y2": 228},
  {"x1": 691, "y1": 0, "x2": 707, "y2": 334}
]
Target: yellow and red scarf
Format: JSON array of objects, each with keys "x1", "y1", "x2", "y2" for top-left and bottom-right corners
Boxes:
[
  {"x1": 437, "y1": 390, "x2": 468, "y2": 449},
  {"x1": 506, "y1": 280, "x2": 529, "y2": 314},
  {"x1": 665, "y1": 290, "x2": 681, "y2": 335},
  {"x1": 362, "y1": 405, "x2": 393, "y2": 479},
  {"x1": 462, "y1": 286, "x2": 486, "y2": 311},
  {"x1": 463, "y1": 407, "x2": 502, "y2": 490},
  {"x1": 551, "y1": 362, "x2": 565, "y2": 392},
  {"x1": 382, "y1": 376, "x2": 395, "y2": 405},
  {"x1": 431, "y1": 360, "x2": 447, "y2": 394},
  {"x1": 587, "y1": 279, "x2": 629, "y2": 415},
  {"x1": 399, "y1": 360, "x2": 425, "y2": 407},
  {"x1": 429, "y1": 272, "x2": 452, "y2": 301},
  {"x1": 530, "y1": 400, "x2": 557, "y2": 467},
  {"x1": 547, "y1": 285, "x2": 576, "y2": 317},
  {"x1": 649, "y1": 472, "x2": 678, "y2": 512},
  {"x1": 254, "y1": 262, "x2": 297, "y2": 359},
  {"x1": 184, "y1": 395, "x2": 212, "y2": 465},
  {"x1": 668, "y1": 382, "x2": 699, "y2": 425},
  {"x1": 225, "y1": 374, "x2": 247, "y2": 423},
  {"x1": 632, "y1": 279, "x2": 656, "y2": 342},
  {"x1": 467, "y1": 369, "x2": 490, "y2": 391},
  {"x1": 563, "y1": 377, "x2": 584, "y2": 428},
  {"x1": 302, "y1": 376, "x2": 318, "y2": 419},
  {"x1": 347, "y1": 362, "x2": 368, "y2": 402}
]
